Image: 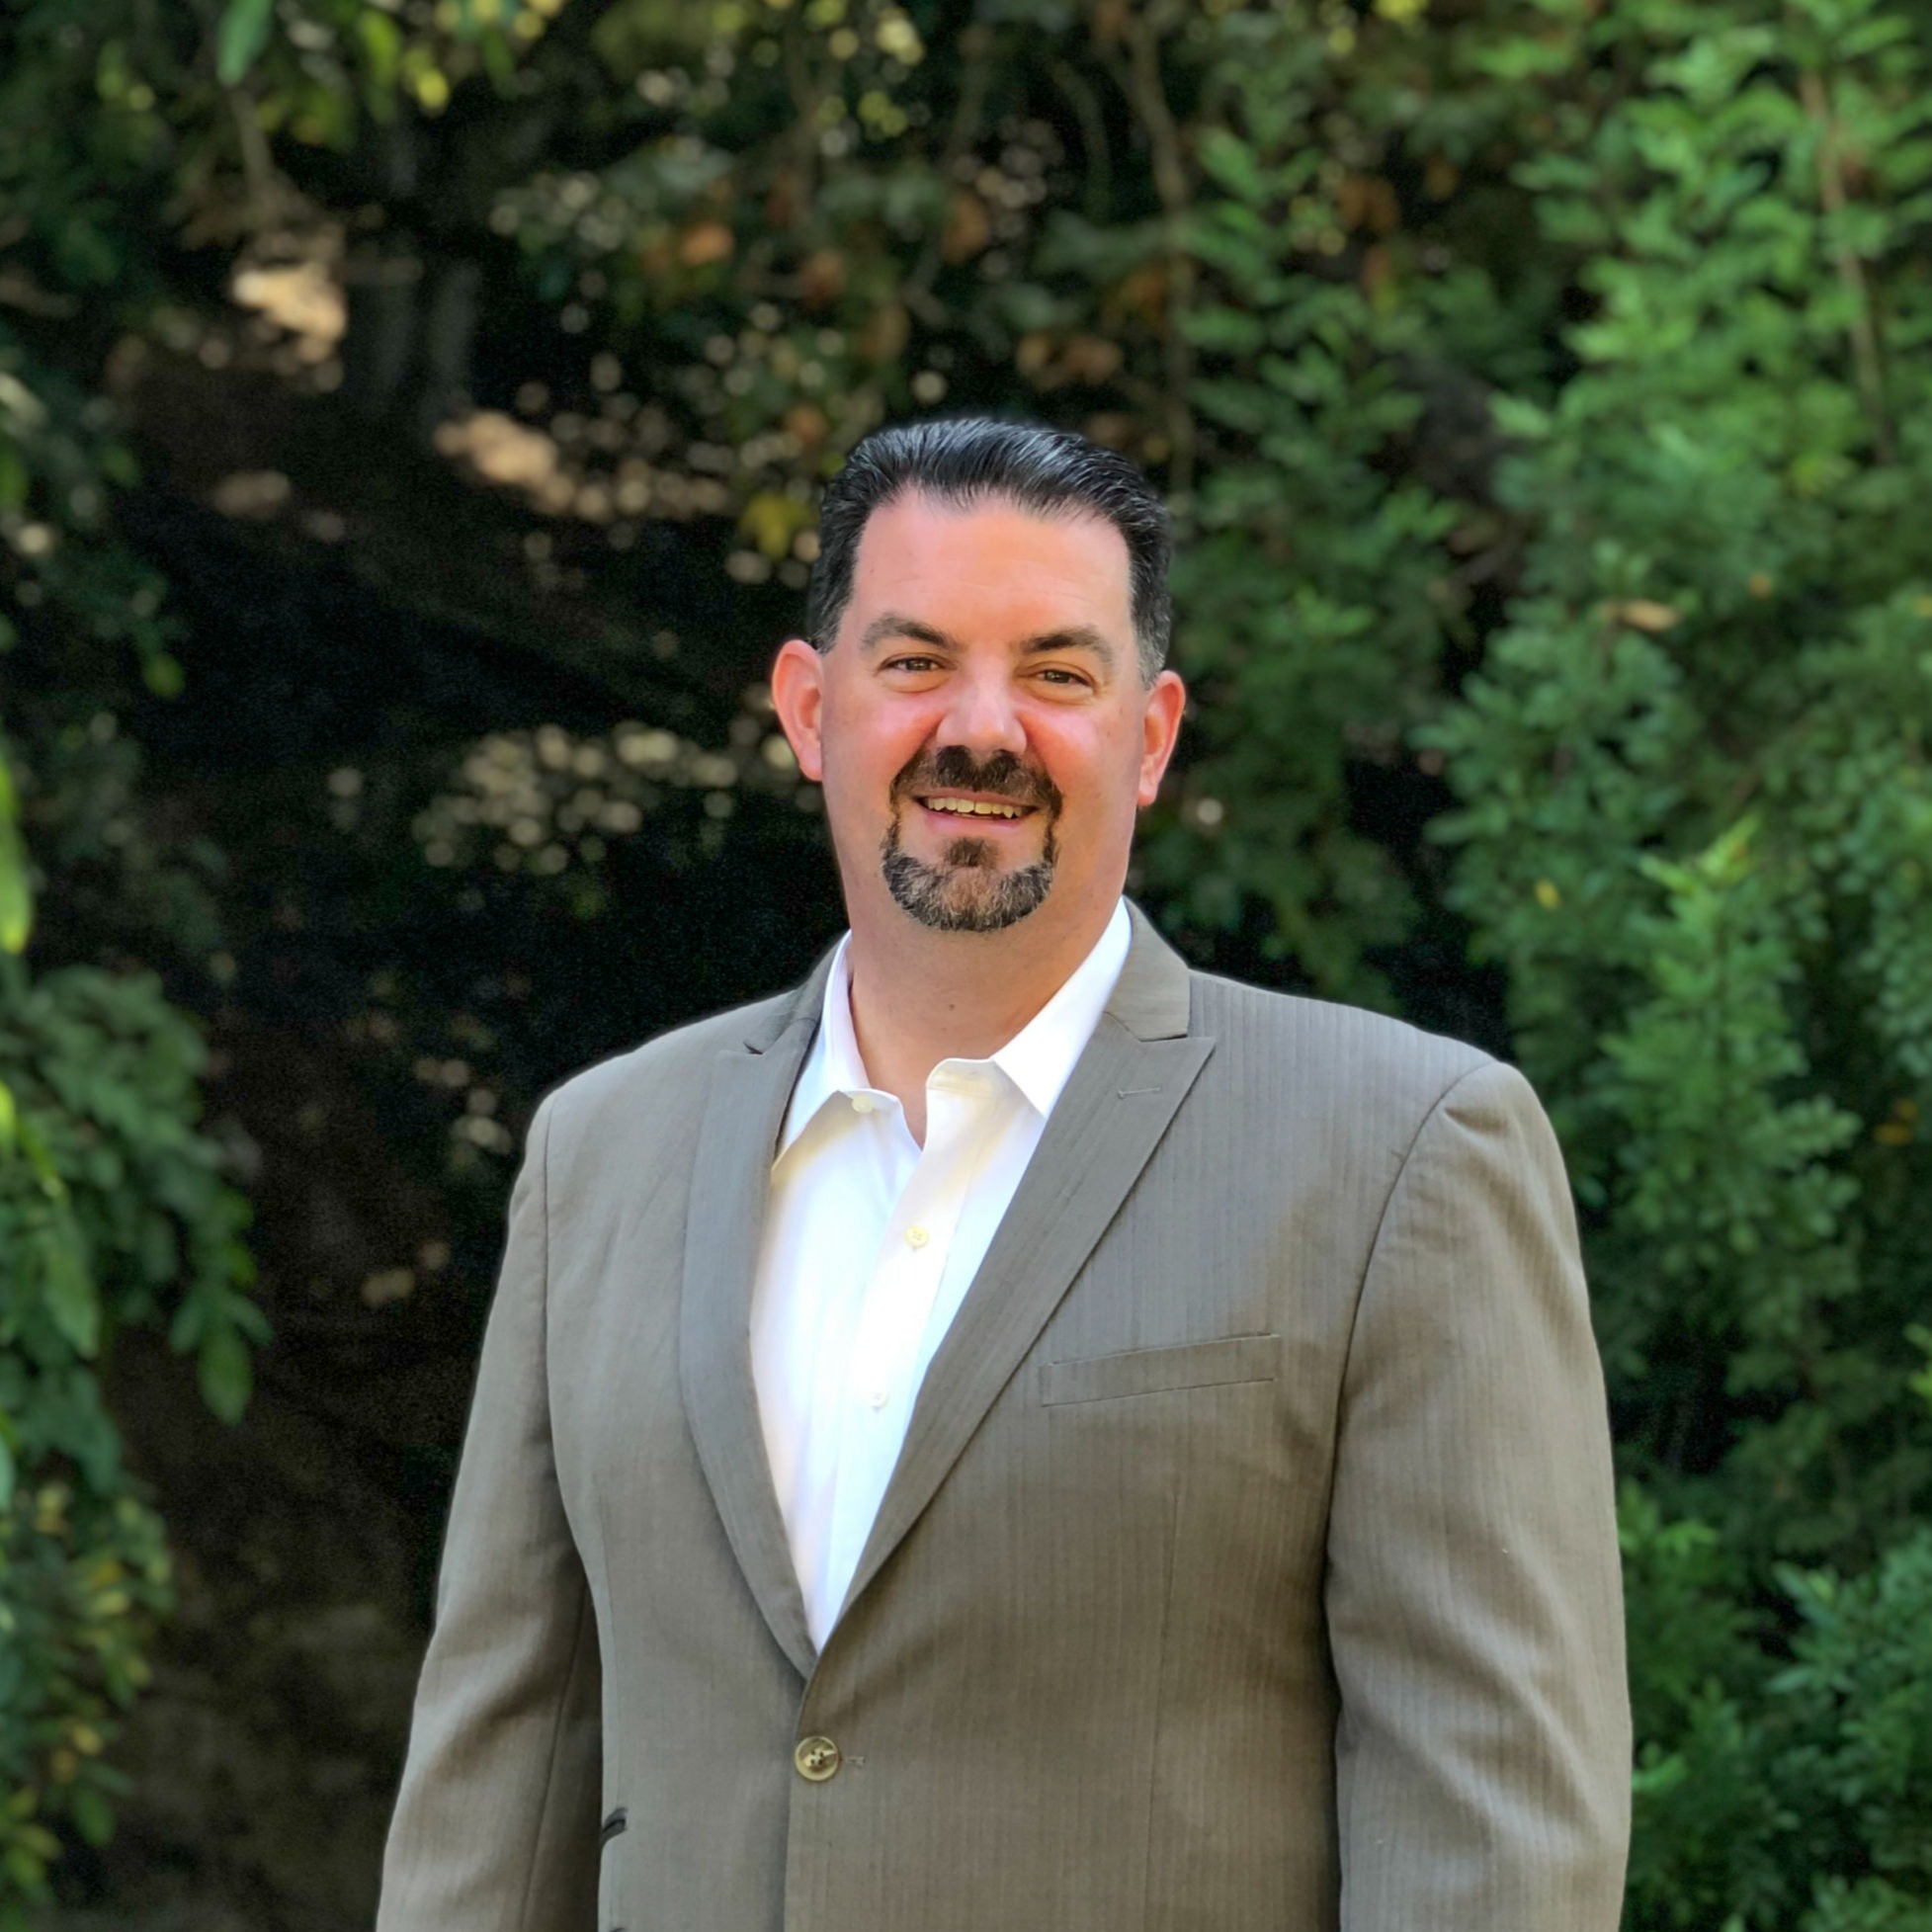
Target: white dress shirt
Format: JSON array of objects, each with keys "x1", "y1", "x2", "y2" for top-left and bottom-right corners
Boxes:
[{"x1": 749, "y1": 898, "x2": 1133, "y2": 1647}]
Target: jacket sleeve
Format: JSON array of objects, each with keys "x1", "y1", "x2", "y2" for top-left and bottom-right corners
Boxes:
[
  {"x1": 378, "y1": 1093, "x2": 603, "y2": 1932},
  {"x1": 1324, "y1": 1058, "x2": 1631, "y2": 1931}
]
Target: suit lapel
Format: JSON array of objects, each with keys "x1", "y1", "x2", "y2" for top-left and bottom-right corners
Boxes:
[
  {"x1": 678, "y1": 960, "x2": 833, "y2": 1680},
  {"x1": 837, "y1": 905, "x2": 1214, "y2": 1627}
]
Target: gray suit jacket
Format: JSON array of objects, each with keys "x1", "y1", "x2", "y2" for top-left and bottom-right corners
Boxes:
[{"x1": 378, "y1": 904, "x2": 1631, "y2": 1931}]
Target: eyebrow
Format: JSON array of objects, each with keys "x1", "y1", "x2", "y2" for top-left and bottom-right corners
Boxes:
[{"x1": 858, "y1": 612, "x2": 1119, "y2": 672}]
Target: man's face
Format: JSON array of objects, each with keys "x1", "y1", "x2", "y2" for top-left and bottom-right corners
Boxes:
[{"x1": 772, "y1": 490, "x2": 1185, "y2": 941}]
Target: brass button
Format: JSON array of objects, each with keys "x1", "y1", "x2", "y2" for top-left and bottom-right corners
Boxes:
[{"x1": 794, "y1": 1734, "x2": 841, "y2": 1782}]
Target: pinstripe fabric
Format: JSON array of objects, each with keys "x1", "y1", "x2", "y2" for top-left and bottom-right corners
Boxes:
[{"x1": 377, "y1": 903, "x2": 1631, "y2": 1932}]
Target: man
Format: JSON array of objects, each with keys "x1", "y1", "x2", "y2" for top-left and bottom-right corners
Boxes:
[{"x1": 378, "y1": 417, "x2": 1631, "y2": 1932}]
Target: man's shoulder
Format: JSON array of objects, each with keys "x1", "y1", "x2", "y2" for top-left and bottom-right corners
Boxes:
[{"x1": 1184, "y1": 966, "x2": 1503, "y2": 1117}]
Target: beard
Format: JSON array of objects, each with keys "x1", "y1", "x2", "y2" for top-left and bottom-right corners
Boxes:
[{"x1": 879, "y1": 746, "x2": 1061, "y2": 934}]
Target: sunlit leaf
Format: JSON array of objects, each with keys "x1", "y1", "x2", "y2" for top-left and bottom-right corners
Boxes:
[
  {"x1": 0, "y1": 775, "x2": 27, "y2": 949},
  {"x1": 357, "y1": 10, "x2": 403, "y2": 98},
  {"x1": 215, "y1": 0, "x2": 275, "y2": 84}
]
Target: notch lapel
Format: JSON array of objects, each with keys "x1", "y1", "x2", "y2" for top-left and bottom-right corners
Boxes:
[
  {"x1": 836, "y1": 905, "x2": 1214, "y2": 1628},
  {"x1": 678, "y1": 963, "x2": 833, "y2": 1680}
]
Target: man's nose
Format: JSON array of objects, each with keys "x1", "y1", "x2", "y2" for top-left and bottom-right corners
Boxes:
[{"x1": 935, "y1": 667, "x2": 1028, "y2": 759}]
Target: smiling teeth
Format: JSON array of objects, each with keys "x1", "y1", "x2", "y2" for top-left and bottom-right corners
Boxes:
[{"x1": 925, "y1": 798, "x2": 1025, "y2": 818}]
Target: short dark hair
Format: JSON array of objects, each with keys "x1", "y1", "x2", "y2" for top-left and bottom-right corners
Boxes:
[{"x1": 804, "y1": 415, "x2": 1173, "y2": 682}]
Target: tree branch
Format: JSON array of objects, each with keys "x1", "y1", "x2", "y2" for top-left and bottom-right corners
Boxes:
[
  {"x1": 1101, "y1": 2, "x2": 1198, "y2": 503},
  {"x1": 900, "y1": 23, "x2": 993, "y2": 327},
  {"x1": 1799, "y1": 67, "x2": 1895, "y2": 466}
]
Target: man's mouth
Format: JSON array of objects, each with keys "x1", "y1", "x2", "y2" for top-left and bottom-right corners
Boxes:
[{"x1": 915, "y1": 795, "x2": 1035, "y2": 821}]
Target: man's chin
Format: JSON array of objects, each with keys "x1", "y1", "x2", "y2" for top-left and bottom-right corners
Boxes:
[{"x1": 881, "y1": 849, "x2": 1054, "y2": 935}]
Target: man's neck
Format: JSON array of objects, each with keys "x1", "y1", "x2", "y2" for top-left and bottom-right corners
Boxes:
[{"x1": 843, "y1": 901, "x2": 1117, "y2": 1144}]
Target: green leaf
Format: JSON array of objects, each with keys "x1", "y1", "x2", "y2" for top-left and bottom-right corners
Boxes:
[
  {"x1": 0, "y1": 760, "x2": 30, "y2": 954},
  {"x1": 14, "y1": 1112, "x2": 66, "y2": 1197},
  {"x1": 69, "y1": 1786, "x2": 115, "y2": 1849},
  {"x1": 142, "y1": 653, "x2": 185, "y2": 699},
  {"x1": 1, "y1": 1844, "x2": 45, "y2": 1894},
  {"x1": 42, "y1": 1222, "x2": 101, "y2": 1357},
  {"x1": 198, "y1": 1323, "x2": 252, "y2": 1423},
  {"x1": 1197, "y1": 126, "x2": 1270, "y2": 206},
  {"x1": 215, "y1": 0, "x2": 274, "y2": 85},
  {"x1": 358, "y1": 8, "x2": 402, "y2": 99}
]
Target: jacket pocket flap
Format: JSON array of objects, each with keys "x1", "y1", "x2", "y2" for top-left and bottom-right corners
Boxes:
[{"x1": 1038, "y1": 1333, "x2": 1281, "y2": 1406}]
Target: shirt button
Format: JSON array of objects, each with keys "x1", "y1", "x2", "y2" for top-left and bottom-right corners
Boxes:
[
  {"x1": 795, "y1": 1734, "x2": 841, "y2": 1782},
  {"x1": 850, "y1": 1093, "x2": 875, "y2": 1115},
  {"x1": 865, "y1": 1386, "x2": 889, "y2": 1410},
  {"x1": 905, "y1": 1224, "x2": 930, "y2": 1249}
]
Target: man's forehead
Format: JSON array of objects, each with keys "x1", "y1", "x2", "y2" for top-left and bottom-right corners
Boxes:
[{"x1": 848, "y1": 489, "x2": 1133, "y2": 606}]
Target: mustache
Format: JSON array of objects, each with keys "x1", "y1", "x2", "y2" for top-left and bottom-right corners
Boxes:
[{"x1": 889, "y1": 746, "x2": 1062, "y2": 812}]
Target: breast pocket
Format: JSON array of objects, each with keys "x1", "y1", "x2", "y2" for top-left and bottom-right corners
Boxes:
[{"x1": 1037, "y1": 1332, "x2": 1282, "y2": 1406}]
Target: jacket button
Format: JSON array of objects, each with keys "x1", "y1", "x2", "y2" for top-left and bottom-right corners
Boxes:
[{"x1": 794, "y1": 1734, "x2": 841, "y2": 1782}]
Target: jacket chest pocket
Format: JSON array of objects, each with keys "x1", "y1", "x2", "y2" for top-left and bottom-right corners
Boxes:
[{"x1": 1036, "y1": 1332, "x2": 1282, "y2": 1406}]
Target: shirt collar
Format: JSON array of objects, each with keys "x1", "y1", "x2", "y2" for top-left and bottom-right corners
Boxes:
[
  {"x1": 777, "y1": 898, "x2": 1133, "y2": 1157},
  {"x1": 984, "y1": 897, "x2": 1132, "y2": 1117},
  {"x1": 779, "y1": 931, "x2": 877, "y2": 1155}
]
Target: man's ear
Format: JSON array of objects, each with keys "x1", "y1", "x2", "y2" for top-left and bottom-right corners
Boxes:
[
  {"x1": 1136, "y1": 668, "x2": 1187, "y2": 807},
  {"x1": 770, "y1": 636, "x2": 826, "y2": 783}
]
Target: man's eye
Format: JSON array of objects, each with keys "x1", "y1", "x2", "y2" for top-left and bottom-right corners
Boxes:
[
  {"x1": 885, "y1": 655, "x2": 942, "y2": 673},
  {"x1": 1034, "y1": 667, "x2": 1090, "y2": 688}
]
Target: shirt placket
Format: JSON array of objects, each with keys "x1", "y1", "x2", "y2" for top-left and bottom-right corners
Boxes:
[{"x1": 822, "y1": 1072, "x2": 1003, "y2": 1602}]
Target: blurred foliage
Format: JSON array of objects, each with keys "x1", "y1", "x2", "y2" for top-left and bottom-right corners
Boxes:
[
  {"x1": 2, "y1": 0, "x2": 1930, "y2": 1920},
  {"x1": 0, "y1": 337, "x2": 261, "y2": 1914},
  {"x1": 1413, "y1": 0, "x2": 1932, "y2": 1918}
]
